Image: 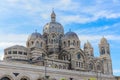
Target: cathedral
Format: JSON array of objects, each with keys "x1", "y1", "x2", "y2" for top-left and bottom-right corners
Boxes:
[{"x1": 0, "y1": 11, "x2": 116, "y2": 80}]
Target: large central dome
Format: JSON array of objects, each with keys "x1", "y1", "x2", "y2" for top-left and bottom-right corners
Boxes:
[{"x1": 43, "y1": 11, "x2": 64, "y2": 35}]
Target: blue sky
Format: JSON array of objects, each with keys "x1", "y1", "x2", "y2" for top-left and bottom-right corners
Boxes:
[{"x1": 0, "y1": 0, "x2": 120, "y2": 76}]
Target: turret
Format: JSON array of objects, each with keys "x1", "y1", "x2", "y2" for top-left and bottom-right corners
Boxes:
[
  {"x1": 99, "y1": 37, "x2": 113, "y2": 74},
  {"x1": 84, "y1": 41, "x2": 93, "y2": 57},
  {"x1": 99, "y1": 37, "x2": 110, "y2": 56}
]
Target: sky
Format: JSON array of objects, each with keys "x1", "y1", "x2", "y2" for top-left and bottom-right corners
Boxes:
[{"x1": 0, "y1": 0, "x2": 120, "y2": 76}]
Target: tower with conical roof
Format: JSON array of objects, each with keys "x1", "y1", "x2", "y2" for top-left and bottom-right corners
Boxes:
[{"x1": 99, "y1": 37, "x2": 113, "y2": 74}]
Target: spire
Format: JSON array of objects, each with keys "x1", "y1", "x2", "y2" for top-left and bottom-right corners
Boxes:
[{"x1": 51, "y1": 8, "x2": 56, "y2": 22}]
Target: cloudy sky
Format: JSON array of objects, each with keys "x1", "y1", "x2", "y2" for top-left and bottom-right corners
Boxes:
[{"x1": 0, "y1": 0, "x2": 120, "y2": 76}]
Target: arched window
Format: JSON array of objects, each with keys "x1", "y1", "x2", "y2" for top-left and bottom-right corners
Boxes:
[
  {"x1": 68, "y1": 40, "x2": 70, "y2": 47},
  {"x1": 5, "y1": 52, "x2": 7, "y2": 55},
  {"x1": 31, "y1": 41, "x2": 34, "y2": 45},
  {"x1": 8, "y1": 51, "x2": 11, "y2": 54},
  {"x1": 107, "y1": 47, "x2": 110, "y2": 54},
  {"x1": 20, "y1": 76, "x2": 30, "y2": 80},
  {"x1": 52, "y1": 34, "x2": 56, "y2": 38},
  {"x1": 36, "y1": 41, "x2": 40, "y2": 48},
  {"x1": 55, "y1": 64, "x2": 58, "y2": 68},
  {"x1": 77, "y1": 41, "x2": 79, "y2": 46},
  {"x1": 41, "y1": 42, "x2": 43, "y2": 47},
  {"x1": 63, "y1": 65, "x2": 66, "y2": 69},
  {"x1": 73, "y1": 40, "x2": 75, "y2": 46},
  {"x1": 101, "y1": 47, "x2": 105, "y2": 55},
  {"x1": 79, "y1": 62, "x2": 81, "y2": 67},
  {"x1": 77, "y1": 53, "x2": 81, "y2": 59},
  {"x1": 76, "y1": 62, "x2": 78, "y2": 67},
  {"x1": 89, "y1": 63, "x2": 93, "y2": 70},
  {"x1": 76, "y1": 62, "x2": 84, "y2": 68},
  {"x1": 59, "y1": 65, "x2": 62, "y2": 69},
  {"x1": 51, "y1": 39, "x2": 53, "y2": 44},
  {"x1": 81, "y1": 62, "x2": 84, "y2": 68},
  {"x1": 1, "y1": 77, "x2": 11, "y2": 80},
  {"x1": 64, "y1": 55, "x2": 68, "y2": 60},
  {"x1": 64, "y1": 41, "x2": 66, "y2": 47},
  {"x1": 54, "y1": 39, "x2": 56, "y2": 43},
  {"x1": 97, "y1": 65, "x2": 101, "y2": 70}
]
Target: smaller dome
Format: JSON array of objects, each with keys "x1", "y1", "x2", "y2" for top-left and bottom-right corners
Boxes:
[
  {"x1": 64, "y1": 31, "x2": 79, "y2": 39},
  {"x1": 28, "y1": 31, "x2": 42, "y2": 41},
  {"x1": 5, "y1": 45, "x2": 27, "y2": 50},
  {"x1": 100, "y1": 37, "x2": 107, "y2": 44}
]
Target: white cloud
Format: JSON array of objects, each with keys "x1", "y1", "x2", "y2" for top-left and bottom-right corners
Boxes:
[
  {"x1": 113, "y1": 69, "x2": 120, "y2": 76},
  {"x1": 0, "y1": 42, "x2": 25, "y2": 49},
  {"x1": 0, "y1": 34, "x2": 28, "y2": 42},
  {"x1": 0, "y1": 0, "x2": 120, "y2": 25},
  {"x1": 114, "y1": 69, "x2": 120, "y2": 73},
  {"x1": 0, "y1": 33, "x2": 27, "y2": 60},
  {"x1": 0, "y1": 33, "x2": 27, "y2": 51},
  {"x1": 0, "y1": 0, "x2": 120, "y2": 49},
  {"x1": 78, "y1": 34, "x2": 120, "y2": 51},
  {"x1": 0, "y1": 55, "x2": 4, "y2": 60},
  {"x1": 78, "y1": 35, "x2": 120, "y2": 42},
  {"x1": 1, "y1": 0, "x2": 120, "y2": 24}
]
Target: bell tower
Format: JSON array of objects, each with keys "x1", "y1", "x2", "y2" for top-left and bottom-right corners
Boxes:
[
  {"x1": 99, "y1": 37, "x2": 110, "y2": 56},
  {"x1": 99, "y1": 37, "x2": 113, "y2": 74}
]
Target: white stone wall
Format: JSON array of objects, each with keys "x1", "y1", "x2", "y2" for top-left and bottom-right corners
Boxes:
[{"x1": 0, "y1": 61, "x2": 116, "y2": 80}]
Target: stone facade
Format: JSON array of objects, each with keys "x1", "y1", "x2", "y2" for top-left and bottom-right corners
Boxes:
[{"x1": 0, "y1": 11, "x2": 116, "y2": 80}]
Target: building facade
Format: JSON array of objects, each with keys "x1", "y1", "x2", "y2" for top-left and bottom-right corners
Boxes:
[{"x1": 0, "y1": 11, "x2": 116, "y2": 80}]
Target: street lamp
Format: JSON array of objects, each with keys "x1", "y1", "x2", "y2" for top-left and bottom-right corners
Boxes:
[
  {"x1": 45, "y1": 59, "x2": 47, "y2": 79},
  {"x1": 44, "y1": 59, "x2": 51, "y2": 80},
  {"x1": 44, "y1": 59, "x2": 50, "y2": 80}
]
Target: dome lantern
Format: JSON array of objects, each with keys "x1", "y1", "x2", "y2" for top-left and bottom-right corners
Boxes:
[{"x1": 51, "y1": 10, "x2": 56, "y2": 22}]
